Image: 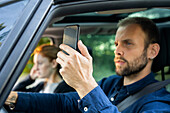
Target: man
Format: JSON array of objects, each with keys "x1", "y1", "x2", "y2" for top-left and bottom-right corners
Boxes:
[{"x1": 6, "y1": 17, "x2": 170, "y2": 113}]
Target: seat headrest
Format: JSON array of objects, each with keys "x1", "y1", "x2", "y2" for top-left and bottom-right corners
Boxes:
[{"x1": 152, "y1": 27, "x2": 170, "y2": 72}]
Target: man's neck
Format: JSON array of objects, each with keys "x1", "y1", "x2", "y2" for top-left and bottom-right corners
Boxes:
[{"x1": 123, "y1": 67, "x2": 151, "y2": 86}]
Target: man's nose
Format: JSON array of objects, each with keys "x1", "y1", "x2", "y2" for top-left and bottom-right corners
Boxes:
[{"x1": 114, "y1": 45, "x2": 124, "y2": 56}]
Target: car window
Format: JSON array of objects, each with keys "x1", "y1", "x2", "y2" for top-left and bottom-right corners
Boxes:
[
  {"x1": 129, "y1": 8, "x2": 170, "y2": 19},
  {"x1": 80, "y1": 34, "x2": 116, "y2": 81},
  {"x1": 0, "y1": 0, "x2": 29, "y2": 47},
  {"x1": 19, "y1": 33, "x2": 116, "y2": 83}
]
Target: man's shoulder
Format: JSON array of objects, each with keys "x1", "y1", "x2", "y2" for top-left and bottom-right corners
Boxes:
[
  {"x1": 125, "y1": 88, "x2": 170, "y2": 112},
  {"x1": 146, "y1": 88, "x2": 170, "y2": 100}
]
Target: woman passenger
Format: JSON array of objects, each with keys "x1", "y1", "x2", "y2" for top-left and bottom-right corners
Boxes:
[{"x1": 13, "y1": 44, "x2": 75, "y2": 93}]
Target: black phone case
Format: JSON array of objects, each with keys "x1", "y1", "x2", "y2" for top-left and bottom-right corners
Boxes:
[{"x1": 62, "y1": 25, "x2": 80, "y2": 54}]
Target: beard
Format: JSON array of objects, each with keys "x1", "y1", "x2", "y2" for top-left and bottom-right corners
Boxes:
[{"x1": 115, "y1": 50, "x2": 148, "y2": 76}]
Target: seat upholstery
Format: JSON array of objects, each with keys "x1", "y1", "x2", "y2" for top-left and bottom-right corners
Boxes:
[{"x1": 152, "y1": 26, "x2": 170, "y2": 73}]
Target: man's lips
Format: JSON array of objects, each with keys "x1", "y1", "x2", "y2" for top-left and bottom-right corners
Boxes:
[{"x1": 114, "y1": 59, "x2": 126, "y2": 65}]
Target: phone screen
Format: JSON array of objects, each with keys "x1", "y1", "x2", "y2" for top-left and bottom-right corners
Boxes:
[{"x1": 62, "y1": 25, "x2": 80, "y2": 54}]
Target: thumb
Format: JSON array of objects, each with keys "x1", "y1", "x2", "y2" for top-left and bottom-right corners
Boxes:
[{"x1": 78, "y1": 40, "x2": 91, "y2": 59}]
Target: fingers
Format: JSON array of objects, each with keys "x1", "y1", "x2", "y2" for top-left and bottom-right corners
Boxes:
[
  {"x1": 56, "y1": 51, "x2": 69, "y2": 67},
  {"x1": 78, "y1": 40, "x2": 91, "y2": 60},
  {"x1": 57, "y1": 40, "x2": 92, "y2": 68},
  {"x1": 57, "y1": 42, "x2": 81, "y2": 67},
  {"x1": 59, "y1": 40, "x2": 91, "y2": 59},
  {"x1": 30, "y1": 65, "x2": 38, "y2": 80},
  {"x1": 59, "y1": 44, "x2": 79, "y2": 56}
]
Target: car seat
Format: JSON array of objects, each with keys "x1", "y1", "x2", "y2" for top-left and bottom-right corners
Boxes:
[{"x1": 152, "y1": 26, "x2": 170, "y2": 81}]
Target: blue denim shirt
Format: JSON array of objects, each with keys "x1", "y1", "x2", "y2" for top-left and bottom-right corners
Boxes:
[{"x1": 15, "y1": 72, "x2": 170, "y2": 113}]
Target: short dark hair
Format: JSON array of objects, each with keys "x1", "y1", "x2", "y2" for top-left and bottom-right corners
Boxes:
[{"x1": 117, "y1": 17, "x2": 160, "y2": 49}]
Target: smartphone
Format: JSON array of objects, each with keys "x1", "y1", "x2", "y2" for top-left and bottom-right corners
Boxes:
[{"x1": 62, "y1": 25, "x2": 80, "y2": 55}]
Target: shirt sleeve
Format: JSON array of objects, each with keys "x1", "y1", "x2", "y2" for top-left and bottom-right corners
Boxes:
[
  {"x1": 78, "y1": 86, "x2": 120, "y2": 113},
  {"x1": 14, "y1": 92, "x2": 81, "y2": 113}
]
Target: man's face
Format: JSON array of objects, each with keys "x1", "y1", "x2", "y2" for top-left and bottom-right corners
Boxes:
[{"x1": 114, "y1": 24, "x2": 149, "y2": 76}]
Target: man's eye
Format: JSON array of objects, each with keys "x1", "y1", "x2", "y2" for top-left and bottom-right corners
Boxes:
[
  {"x1": 127, "y1": 42, "x2": 132, "y2": 45},
  {"x1": 125, "y1": 41, "x2": 133, "y2": 46}
]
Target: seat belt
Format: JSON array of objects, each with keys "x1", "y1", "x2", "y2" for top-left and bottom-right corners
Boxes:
[{"x1": 117, "y1": 79, "x2": 170, "y2": 112}]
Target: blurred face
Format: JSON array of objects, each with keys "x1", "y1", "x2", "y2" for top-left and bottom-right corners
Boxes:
[
  {"x1": 114, "y1": 24, "x2": 148, "y2": 76},
  {"x1": 33, "y1": 53, "x2": 54, "y2": 78}
]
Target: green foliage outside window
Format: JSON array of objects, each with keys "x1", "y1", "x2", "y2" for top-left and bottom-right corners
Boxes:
[
  {"x1": 22, "y1": 37, "x2": 51, "y2": 75},
  {"x1": 21, "y1": 35, "x2": 116, "y2": 81},
  {"x1": 80, "y1": 34, "x2": 116, "y2": 81}
]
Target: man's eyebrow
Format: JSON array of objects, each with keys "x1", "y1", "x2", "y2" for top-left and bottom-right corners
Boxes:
[
  {"x1": 114, "y1": 38, "x2": 133, "y2": 44},
  {"x1": 122, "y1": 39, "x2": 133, "y2": 43}
]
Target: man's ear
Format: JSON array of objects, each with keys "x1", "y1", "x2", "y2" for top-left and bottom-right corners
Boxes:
[
  {"x1": 148, "y1": 43, "x2": 160, "y2": 60},
  {"x1": 52, "y1": 59, "x2": 58, "y2": 68}
]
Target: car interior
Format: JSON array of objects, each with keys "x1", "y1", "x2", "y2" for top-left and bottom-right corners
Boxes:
[
  {"x1": 1, "y1": 0, "x2": 170, "y2": 112},
  {"x1": 43, "y1": 8, "x2": 170, "y2": 77},
  {"x1": 21, "y1": 7, "x2": 170, "y2": 94}
]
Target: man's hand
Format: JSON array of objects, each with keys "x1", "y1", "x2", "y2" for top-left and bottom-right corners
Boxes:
[{"x1": 56, "y1": 40, "x2": 98, "y2": 99}]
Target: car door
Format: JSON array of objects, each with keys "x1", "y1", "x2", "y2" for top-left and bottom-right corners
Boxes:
[{"x1": 0, "y1": 0, "x2": 53, "y2": 108}]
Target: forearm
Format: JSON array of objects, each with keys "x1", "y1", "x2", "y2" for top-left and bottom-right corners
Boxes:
[
  {"x1": 78, "y1": 86, "x2": 120, "y2": 113},
  {"x1": 14, "y1": 92, "x2": 80, "y2": 113},
  {"x1": 57, "y1": 42, "x2": 120, "y2": 112}
]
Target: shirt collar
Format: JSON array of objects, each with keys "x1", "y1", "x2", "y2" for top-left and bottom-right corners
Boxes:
[
  {"x1": 125, "y1": 72, "x2": 157, "y2": 95},
  {"x1": 115, "y1": 72, "x2": 157, "y2": 95}
]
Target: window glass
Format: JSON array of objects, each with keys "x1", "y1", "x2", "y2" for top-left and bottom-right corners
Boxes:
[
  {"x1": 0, "y1": 0, "x2": 29, "y2": 47},
  {"x1": 129, "y1": 8, "x2": 170, "y2": 19},
  {"x1": 15, "y1": 37, "x2": 51, "y2": 85},
  {"x1": 22, "y1": 37, "x2": 51, "y2": 75},
  {"x1": 20, "y1": 34, "x2": 116, "y2": 82},
  {"x1": 80, "y1": 34, "x2": 116, "y2": 81}
]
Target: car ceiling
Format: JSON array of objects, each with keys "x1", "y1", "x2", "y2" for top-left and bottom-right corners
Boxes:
[{"x1": 42, "y1": 7, "x2": 170, "y2": 45}]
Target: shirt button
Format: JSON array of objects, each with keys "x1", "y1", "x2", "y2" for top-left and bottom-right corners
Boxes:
[
  {"x1": 110, "y1": 97, "x2": 114, "y2": 101},
  {"x1": 84, "y1": 107, "x2": 88, "y2": 112}
]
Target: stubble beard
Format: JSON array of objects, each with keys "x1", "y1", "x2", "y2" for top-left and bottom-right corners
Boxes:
[{"x1": 115, "y1": 50, "x2": 148, "y2": 77}]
